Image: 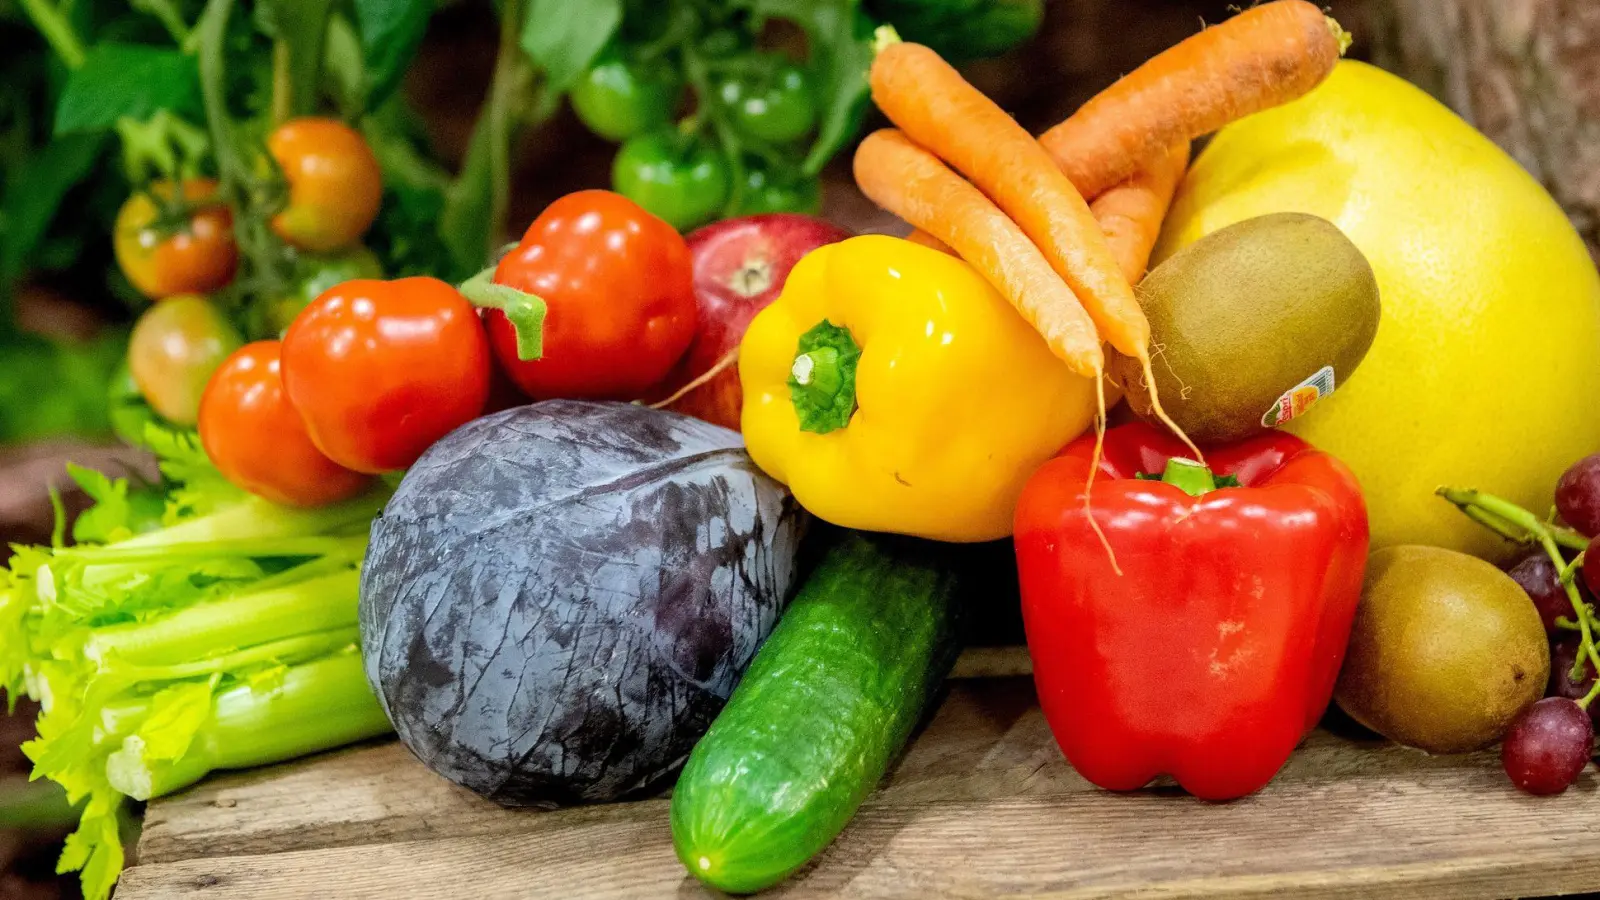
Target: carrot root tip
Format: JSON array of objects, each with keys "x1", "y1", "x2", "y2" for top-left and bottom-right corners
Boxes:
[{"x1": 1085, "y1": 370, "x2": 1122, "y2": 577}]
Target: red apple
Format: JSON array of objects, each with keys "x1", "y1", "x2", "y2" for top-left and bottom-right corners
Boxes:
[{"x1": 656, "y1": 214, "x2": 852, "y2": 430}]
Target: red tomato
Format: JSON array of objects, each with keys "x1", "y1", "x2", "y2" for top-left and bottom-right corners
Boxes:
[
  {"x1": 267, "y1": 118, "x2": 383, "y2": 253},
  {"x1": 199, "y1": 341, "x2": 371, "y2": 507},
  {"x1": 488, "y1": 189, "x2": 696, "y2": 399},
  {"x1": 281, "y1": 277, "x2": 491, "y2": 474},
  {"x1": 113, "y1": 179, "x2": 238, "y2": 300}
]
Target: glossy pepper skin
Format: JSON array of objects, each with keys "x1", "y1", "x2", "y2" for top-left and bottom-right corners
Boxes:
[
  {"x1": 1014, "y1": 423, "x2": 1369, "y2": 800},
  {"x1": 741, "y1": 235, "x2": 1098, "y2": 542}
]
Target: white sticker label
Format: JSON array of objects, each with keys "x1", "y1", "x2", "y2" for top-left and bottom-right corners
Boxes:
[{"x1": 1262, "y1": 365, "x2": 1336, "y2": 428}]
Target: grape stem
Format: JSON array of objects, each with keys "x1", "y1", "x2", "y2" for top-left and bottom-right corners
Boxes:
[{"x1": 1437, "y1": 486, "x2": 1600, "y2": 709}]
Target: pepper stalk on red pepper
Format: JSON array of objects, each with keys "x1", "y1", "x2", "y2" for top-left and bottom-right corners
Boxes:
[{"x1": 1014, "y1": 423, "x2": 1369, "y2": 800}]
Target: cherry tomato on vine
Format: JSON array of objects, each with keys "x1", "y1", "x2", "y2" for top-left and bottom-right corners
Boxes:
[
  {"x1": 281, "y1": 277, "x2": 491, "y2": 474},
  {"x1": 611, "y1": 131, "x2": 729, "y2": 231},
  {"x1": 718, "y1": 63, "x2": 816, "y2": 144},
  {"x1": 267, "y1": 118, "x2": 383, "y2": 253},
  {"x1": 128, "y1": 295, "x2": 243, "y2": 427},
  {"x1": 731, "y1": 166, "x2": 822, "y2": 216},
  {"x1": 486, "y1": 189, "x2": 696, "y2": 400},
  {"x1": 113, "y1": 178, "x2": 238, "y2": 300},
  {"x1": 199, "y1": 341, "x2": 372, "y2": 507},
  {"x1": 569, "y1": 49, "x2": 678, "y2": 142},
  {"x1": 265, "y1": 246, "x2": 384, "y2": 334}
]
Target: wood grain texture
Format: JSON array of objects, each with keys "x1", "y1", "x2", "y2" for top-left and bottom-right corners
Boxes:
[{"x1": 119, "y1": 678, "x2": 1600, "y2": 900}]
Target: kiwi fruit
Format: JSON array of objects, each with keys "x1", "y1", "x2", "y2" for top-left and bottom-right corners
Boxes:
[
  {"x1": 1111, "y1": 212, "x2": 1380, "y2": 444},
  {"x1": 1335, "y1": 545, "x2": 1549, "y2": 754}
]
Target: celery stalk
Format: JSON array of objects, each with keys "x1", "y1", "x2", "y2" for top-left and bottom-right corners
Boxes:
[
  {"x1": 83, "y1": 570, "x2": 361, "y2": 665},
  {"x1": 106, "y1": 651, "x2": 391, "y2": 800},
  {"x1": 1, "y1": 442, "x2": 396, "y2": 900}
]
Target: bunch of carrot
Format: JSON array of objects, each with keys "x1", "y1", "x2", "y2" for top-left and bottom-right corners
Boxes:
[{"x1": 855, "y1": 0, "x2": 1351, "y2": 452}]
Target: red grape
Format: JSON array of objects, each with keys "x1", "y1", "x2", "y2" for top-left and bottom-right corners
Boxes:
[
  {"x1": 1502, "y1": 697, "x2": 1594, "y2": 795},
  {"x1": 1507, "y1": 551, "x2": 1573, "y2": 636},
  {"x1": 1556, "y1": 454, "x2": 1600, "y2": 537},
  {"x1": 1586, "y1": 537, "x2": 1600, "y2": 598},
  {"x1": 1548, "y1": 637, "x2": 1599, "y2": 723}
]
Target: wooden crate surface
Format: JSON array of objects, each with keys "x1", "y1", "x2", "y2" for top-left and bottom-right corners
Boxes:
[{"x1": 116, "y1": 676, "x2": 1600, "y2": 900}]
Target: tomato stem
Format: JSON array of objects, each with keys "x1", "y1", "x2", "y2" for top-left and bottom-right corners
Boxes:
[
  {"x1": 131, "y1": 0, "x2": 194, "y2": 48},
  {"x1": 17, "y1": 0, "x2": 85, "y2": 69},
  {"x1": 680, "y1": 35, "x2": 747, "y2": 217},
  {"x1": 458, "y1": 265, "x2": 546, "y2": 361},
  {"x1": 271, "y1": 42, "x2": 293, "y2": 127}
]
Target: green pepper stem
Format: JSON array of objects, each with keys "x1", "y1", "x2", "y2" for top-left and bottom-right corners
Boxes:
[
  {"x1": 1159, "y1": 458, "x2": 1218, "y2": 497},
  {"x1": 787, "y1": 320, "x2": 861, "y2": 434}
]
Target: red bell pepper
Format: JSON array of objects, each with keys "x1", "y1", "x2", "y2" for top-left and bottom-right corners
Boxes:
[{"x1": 1014, "y1": 423, "x2": 1368, "y2": 800}]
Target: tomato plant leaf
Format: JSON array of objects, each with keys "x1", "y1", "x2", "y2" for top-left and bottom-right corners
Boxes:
[
  {"x1": 353, "y1": 0, "x2": 434, "y2": 105},
  {"x1": 519, "y1": 0, "x2": 621, "y2": 94},
  {"x1": 53, "y1": 44, "x2": 201, "y2": 136},
  {"x1": 748, "y1": 0, "x2": 877, "y2": 175},
  {"x1": 0, "y1": 132, "x2": 106, "y2": 288}
]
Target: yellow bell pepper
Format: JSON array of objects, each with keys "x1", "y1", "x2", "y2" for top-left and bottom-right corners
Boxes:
[{"x1": 739, "y1": 235, "x2": 1098, "y2": 542}]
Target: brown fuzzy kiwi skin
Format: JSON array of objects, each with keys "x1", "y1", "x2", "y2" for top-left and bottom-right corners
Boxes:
[
  {"x1": 1335, "y1": 545, "x2": 1549, "y2": 755},
  {"x1": 1114, "y1": 212, "x2": 1380, "y2": 445}
]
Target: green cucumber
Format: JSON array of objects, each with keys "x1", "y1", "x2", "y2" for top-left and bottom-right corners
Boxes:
[{"x1": 671, "y1": 532, "x2": 961, "y2": 893}]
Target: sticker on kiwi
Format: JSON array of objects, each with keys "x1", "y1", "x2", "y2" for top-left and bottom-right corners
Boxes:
[{"x1": 1263, "y1": 366, "x2": 1336, "y2": 428}]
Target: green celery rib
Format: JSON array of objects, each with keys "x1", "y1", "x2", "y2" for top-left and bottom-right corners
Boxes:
[
  {"x1": 106, "y1": 651, "x2": 392, "y2": 800},
  {"x1": 83, "y1": 569, "x2": 360, "y2": 666},
  {"x1": 109, "y1": 492, "x2": 386, "y2": 550}
]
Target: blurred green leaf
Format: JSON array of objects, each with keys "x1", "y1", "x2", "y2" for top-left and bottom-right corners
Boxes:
[
  {"x1": 0, "y1": 132, "x2": 106, "y2": 289},
  {"x1": 54, "y1": 44, "x2": 200, "y2": 135},
  {"x1": 519, "y1": 0, "x2": 620, "y2": 94},
  {"x1": 0, "y1": 331, "x2": 122, "y2": 444},
  {"x1": 353, "y1": 0, "x2": 433, "y2": 105},
  {"x1": 438, "y1": 114, "x2": 496, "y2": 280},
  {"x1": 865, "y1": 0, "x2": 1042, "y2": 61}
]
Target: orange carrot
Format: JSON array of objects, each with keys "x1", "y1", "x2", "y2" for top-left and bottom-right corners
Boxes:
[
  {"x1": 1090, "y1": 141, "x2": 1189, "y2": 283},
  {"x1": 853, "y1": 129, "x2": 1103, "y2": 379},
  {"x1": 870, "y1": 36, "x2": 1151, "y2": 363},
  {"x1": 1041, "y1": 0, "x2": 1348, "y2": 200},
  {"x1": 914, "y1": 143, "x2": 1188, "y2": 274}
]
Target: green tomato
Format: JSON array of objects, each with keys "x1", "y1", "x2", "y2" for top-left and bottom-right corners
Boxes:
[
  {"x1": 718, "y1": 64, "x2": 817, "y2": 145},
  {"x1": 267, "y1": 245, "x2": 385, "y2": 334},
  {"x1": 612, "y1": 132, "x2": 731, "y2": 231},
  {"x1": 569, "y1": 52, "x2": 678, "y2": 142},
  {"x1": 732, "y1": 167, "x2": 822, "y2": 216},
  {"x1": 128, "y1": 295, "x2": 245, "y2": 427}
]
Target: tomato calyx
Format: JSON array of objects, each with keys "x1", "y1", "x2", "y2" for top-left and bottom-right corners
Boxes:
[{"x1": 459, "y1": 265, "x2": 547, "y2": 361}]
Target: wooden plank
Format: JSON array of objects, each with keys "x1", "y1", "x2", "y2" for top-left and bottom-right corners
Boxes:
[
  {"x1": 136, "y1": 679, "x2": 1467, "y2": 865},
  {"x1": 119, "y1": 678, "x2": 1600, "y2": 899}
]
